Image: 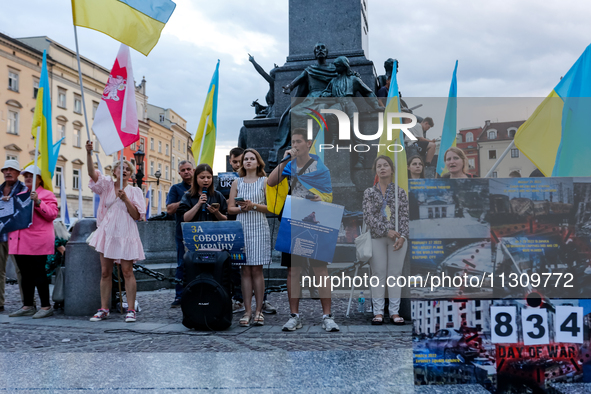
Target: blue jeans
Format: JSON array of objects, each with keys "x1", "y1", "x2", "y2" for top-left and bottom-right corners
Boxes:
[{"x1": 175, "y1": 237, "x2": 185, "y2": 300}]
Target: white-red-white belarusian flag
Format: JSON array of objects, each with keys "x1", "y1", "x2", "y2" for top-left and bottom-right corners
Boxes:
[{"x1": 92, "y1": 44, "x2": 139, "y2": 155}]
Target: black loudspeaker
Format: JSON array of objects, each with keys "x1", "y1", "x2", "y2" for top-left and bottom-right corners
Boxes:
[{"x1": 181, "y1": 250, "x2": 232, "y2": 330}]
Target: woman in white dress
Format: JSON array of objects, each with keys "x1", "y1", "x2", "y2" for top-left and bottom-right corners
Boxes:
[{"x1": 228, "y1": 149, "x2": 270, "y2": 327}]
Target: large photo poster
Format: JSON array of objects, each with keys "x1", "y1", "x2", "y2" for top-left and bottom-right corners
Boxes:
[
  {"x1": 275, "y1": 196, "x2": 344, "y2": 263},
  {"x1": 0, "y1": 191, "x2": 32, "y2": 236}
]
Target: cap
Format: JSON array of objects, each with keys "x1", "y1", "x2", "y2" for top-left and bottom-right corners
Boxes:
[
  {"x1": 21, "y1": 165, "x2": 41, "y2": 176},
  {"x1": 1, "y1": 159, "x2": 20, "y2": 172}
]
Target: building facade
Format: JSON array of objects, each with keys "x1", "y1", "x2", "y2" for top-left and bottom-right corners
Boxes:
[
  {"x1": 456, "y1": 126, "x2": 481, "y2": 177},
  {"x1": 477, "y1": 120, "x2": 536, "y2": 178},
  {"x1": 412, "y1": 300, "x2": 491, "y2": 335}
]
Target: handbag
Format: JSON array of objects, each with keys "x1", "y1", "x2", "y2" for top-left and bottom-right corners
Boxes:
[
  {"x1": 52, "y1": 266, "x2": 65, "y2": 303},
  {"x1": 355, "y1": 222, "x2": 372, "y2": 263}
]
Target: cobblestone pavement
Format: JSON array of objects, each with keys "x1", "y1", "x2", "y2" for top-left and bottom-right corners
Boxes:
[{"x1": 0, "y1": 284, "x2": 411, "y2": 353}]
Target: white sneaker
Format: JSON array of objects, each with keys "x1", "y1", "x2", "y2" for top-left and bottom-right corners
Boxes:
[
  {"x1": 90, "y1": 309, "x2": 109, "y2": 322},
  {"x1": 125, "y1": 310, "x2": 137, "y2": 323},
  {"x1": 282, "y1": 313, "x2": 303, "y2": 331},
  {"x1": 262, "y1": 300, "x2": 277, "y2": 314},
  {"x1": 322, "y1": 315, "x2": 340, "y2": 332},
  {"x1": 232, "y1": 300, "x2": 245, "y2": 314}
]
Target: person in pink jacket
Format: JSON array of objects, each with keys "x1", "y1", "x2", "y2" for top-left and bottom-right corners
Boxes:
[{"x1": 8, "y1": 165, "x2": 58, "y2": 319}]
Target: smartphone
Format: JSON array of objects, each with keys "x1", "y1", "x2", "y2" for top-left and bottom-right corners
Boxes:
[
  {"x1": 305, "y1": 194, "x2": 316, "y2": 200},
  {"x1": 235, "y1": 197, "x2": 245, "y2": 202},
  {"x1": 210, "y1": 203, "x2": 220, "y2": 208}
]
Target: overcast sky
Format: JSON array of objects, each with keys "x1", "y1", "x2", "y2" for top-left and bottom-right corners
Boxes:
[{"x1": 3, "y1": 1, "x2": 591, "y2": 171}]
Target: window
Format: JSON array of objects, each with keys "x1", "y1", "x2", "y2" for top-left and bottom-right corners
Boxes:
[
  {"x1": 427, "y1": 318, "x2": 430, "y2": 324},
  {"x1": 73, "y1": 128, "x2": 81, "y2": 147},
  {"x1": 158, "y1": 163, "x2": 162, "y2": 173},
  {"x1": 448, "y1": 315, "x2": 453, "y2": 322},
  {"x1": 140, "y1": 138, "x2": 145, "y2": 152},
  {"x1": 158, "y1": 141, "x2": 162, "y2": 153},
  {"x1": 150, "y1": 138, "x2": 154, "y2": 151},
  {"x1": 475, "y1": 300, "x2": 481, "y2": 307},
  {"x1": 131, "y1": 142, "x2": 137, "y2": 150},
  {"x1": 58, "y1": 123, "x2": 66, "y2": 143},
  {"x1": 165, "y1": 165, "x2": 169, "y2": 180},
  {"x1": 7, "y1": 111, "x2": 19, "y2": 135},
  {"x1": 489, "y1": 150, "x2": 497, "y2": 160},
  {"x1": 447, "y1": 305, "x2": 452, "y2": 311},
  {"x1": 72, "y1": 169, "x2": 80, "y2": 190},
  {"x1": 511, "y1": 148, "x2": 519, "y2": 158},
  {"x1": 8, "y1": 71, "x2": 19, "y2": 92},
  {"x1": 58, "y1": 88, "x2": 66, "y2": 108},
  {"x1": 492, "y1": 172, "x2": 498, "y2": 178},
  {"x1": 93, "y1": 136, "x2": 99, "y2": 152},
  {"x1": 456, "y1": 134, "x2": 462, "y2": 144},
  {"x1": 466, "y1": 132, "x2": 473, "y2": 142},
  {"x1": 436, "y1": 317, "x2": 440, "y2": 324},
  {"x1": 150, "y1": 161, "x2": 154, "y2": 176},
  {"x1": 475, "y1": 311, "x2": 481, "y2": 320},
  {"x1": 159, "y1": 114, "x2": 165, "y2": 122},
  {"x1": 165, "y1": 144, "x2": 169, "y2": 156},
  {"x1": 92, "y1": 102, "x2": 99, "y2": 119},
  {"x1": 55, "y1": 167, "x2": 63, "y2": 188},
  {"x1": 74, "y1": 95, "x2": 82, "y2": 114},
  {"x1": 436, "y1": 307, "x2": 440, "y2": 313},
  {"x1": 508, "y1": 128, "x2": 517, "y2": 138},
  {"x1": 488, "y1": 130, "x2": 496, "y2": 139},
  {"x1": 33, "y1": 79, "x2": 39, "y2": 98},
  {"x1": 183, "y1": 143, "x2": 185, "y2": 153},
  {"x1": 177, "y1": 139, "x2": 180, "y2": 150},
  {"x1": 6, "y1": 154, "x2": 18, "y2": 161},
  {"x1": 468, "y1": 158, "x2": 475, "y2": 169},
  {"x1": 150, "y1": 193, "x2": 154, "y2": 208}
]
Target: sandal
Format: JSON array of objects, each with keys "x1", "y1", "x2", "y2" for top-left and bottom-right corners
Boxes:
[
  {"x1": 391, "y1": 314, "x2": 405, "y2": 325},
  {"x1": 253, "y1": 312, "x2": 265, "y2": 326},
  {"x1": 371, "y1": 315, "x2": 383, "y2": 325},
  {"x1": 239, "y1": 313, "x2": 251, "y2": 327}
]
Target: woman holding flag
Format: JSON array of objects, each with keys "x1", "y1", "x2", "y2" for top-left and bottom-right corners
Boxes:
[
  {"x1": 85, "y1": 141, "x2": 146, "y2": 323},
  {"x1": 362, "y1": 155, "x2": 409, "y2": 325},
  {"x1": 8, "y1": 165, "x2": 58, "y2": 319}
]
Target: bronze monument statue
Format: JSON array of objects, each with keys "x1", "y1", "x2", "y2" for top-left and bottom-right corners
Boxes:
[
  {"x1": 248, "y1": 54, "x2": 278, "y2": 118},
  {"x1": 268, "y1": 42, "x2": 338, "y2": 165},
  {"x1": 321, "y1": 56, "x2": 383, "y2": 168}
]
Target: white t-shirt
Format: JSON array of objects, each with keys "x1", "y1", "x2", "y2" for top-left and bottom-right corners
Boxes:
[{"x1": 405, "y1": 123, "x2": 424, "y2": 143}]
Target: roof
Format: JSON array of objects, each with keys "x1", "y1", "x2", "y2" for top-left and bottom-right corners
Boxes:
[
  {"x1": 478, "y1": 120, "x2": 525, "y2": 142},
  {"x1": 0, "y1": 32, "x2": 45, "y2": 58}
]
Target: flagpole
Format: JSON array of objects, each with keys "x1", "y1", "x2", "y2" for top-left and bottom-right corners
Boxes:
[
  {"x1": 32, "y1": 126, "x2": 41, "y2": 194},
  {"x1": 73, "y1": 26, "x2": 102, "y2": 167},
  {"x1": 485, "y1": 140, "x2": 515, "y2": 178},
  {"x1": 395, "y1": 148, "x2": 399, "y2": 233},
  {"x1": 119, "y1": 151, "x2": 124, "y2": 191}
]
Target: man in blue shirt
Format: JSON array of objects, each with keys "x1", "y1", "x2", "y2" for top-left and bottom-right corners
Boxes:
[{"x1": 166, "y1": 160, "x2": 194, "y2": 307}]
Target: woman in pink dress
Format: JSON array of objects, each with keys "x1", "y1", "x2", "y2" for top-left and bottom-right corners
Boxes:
[{"x1": 85, "y1": 141, "x2": 146, "y2": 323}]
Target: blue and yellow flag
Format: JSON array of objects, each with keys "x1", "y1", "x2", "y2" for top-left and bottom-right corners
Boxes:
[
  {"x1": 72, "y1": 0, "x2": 176, "y2": 56},
  {"x1": 515, "y1": 44, "x2": 591, "y2": 177},
  {"x1": 436, "y1": 60, "x2": 458, "y2": 176},
  {"x1": 31, "y1": 51, "x2": 62, "y2": 192},
  {"x1": 378, "y1": 60, "x2": 408, "y2": 193},
  {"x1": 282, "y1": 154, "x2": 333, "y2": 203},
  {"x1": 192, "y1": 61, "x2": 219, "y2": 168}
]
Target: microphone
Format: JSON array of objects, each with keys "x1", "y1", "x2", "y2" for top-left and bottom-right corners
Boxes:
[
  {"x1": 279, "y1": 153, "x2": 292, "y2": 164},
  {"x1": 201, "y1": 189, "x2": 207, "y2": 212}
]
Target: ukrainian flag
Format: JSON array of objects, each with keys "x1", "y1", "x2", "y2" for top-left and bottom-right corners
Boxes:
[
  {"x1": 282, "y1": 154, "x2": 333, "y2": 203},
  {"x1": 436, "y1": 60, "x2": 458, "y2": 176},
  {"x1": 192, "y1": 61, "x2": 219, "y2": 168},
  {"x1": 72, "y1": 0, "x2": 176, "y2": 56},
  {"x1": 515, "y1": 44, "x2": 591, "y2": 177},
  {"x1": 378, "y1": 60, "x2": 408, "y2": 194},
  {"x1": 31, "y1": 51, "x2": 62, "y2": 193}
]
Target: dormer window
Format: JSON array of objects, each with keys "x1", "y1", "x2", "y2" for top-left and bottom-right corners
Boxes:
[{"x1": 488, "y1": 130, "x2": 497, "y2": 139}]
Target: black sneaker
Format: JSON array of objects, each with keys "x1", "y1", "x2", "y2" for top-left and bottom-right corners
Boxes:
[{"x1": 170, "y1": 298, "x2": 182, "y2": 308}]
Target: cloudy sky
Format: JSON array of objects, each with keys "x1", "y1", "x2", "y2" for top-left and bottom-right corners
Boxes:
[{"x1": 3, "y1": 0, "x2": 591, "y2": 171}]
